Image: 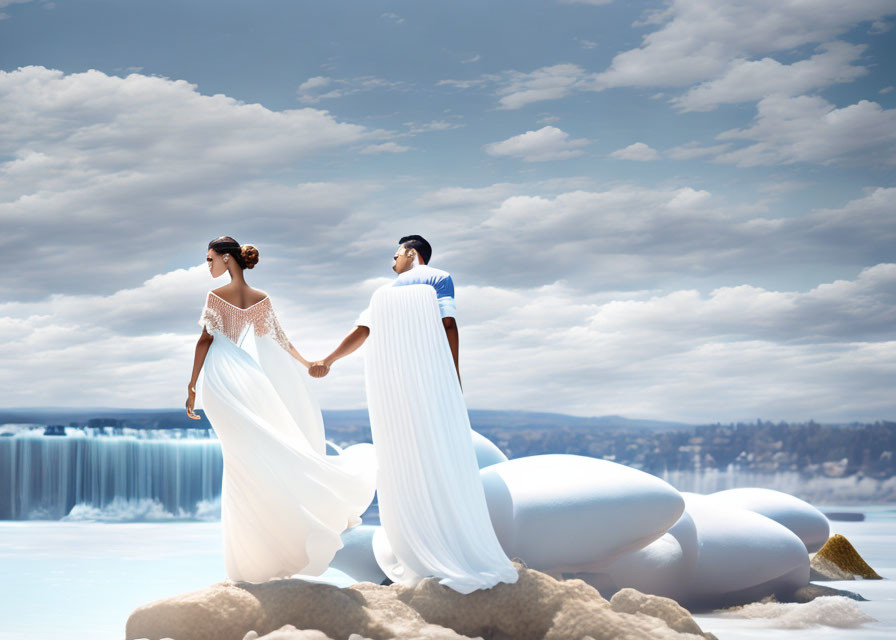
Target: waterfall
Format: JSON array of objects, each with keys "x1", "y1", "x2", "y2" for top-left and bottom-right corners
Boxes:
[{"x1": 0, "y1": 429, "x2": 223, "y2": 520}]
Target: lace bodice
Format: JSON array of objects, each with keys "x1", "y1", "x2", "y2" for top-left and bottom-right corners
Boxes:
[{"x1": 198, "y1": 291, "x2": 291, "y2": 351}]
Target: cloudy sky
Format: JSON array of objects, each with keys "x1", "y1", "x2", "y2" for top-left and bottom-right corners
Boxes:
[{"x1": 2, "y1": 0, "x2": 895, "y2": 423}]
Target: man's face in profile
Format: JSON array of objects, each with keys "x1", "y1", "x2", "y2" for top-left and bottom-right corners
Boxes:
[{"x1": 392, "y1": 244, "x2": 417, "y2": 274}]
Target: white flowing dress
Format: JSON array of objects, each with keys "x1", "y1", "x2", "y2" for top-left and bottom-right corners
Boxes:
[
  {"x1": 364, "y1": 284, "x2": 519, "y2": 593},
  {"x1": 197, "y1": 291, "x2": 377, "y2": 583}
]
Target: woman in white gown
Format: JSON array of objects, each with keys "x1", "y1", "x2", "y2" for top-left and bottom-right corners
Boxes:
[{"x1": 185, "y1": 236, "x2": 377, "y2": 583}]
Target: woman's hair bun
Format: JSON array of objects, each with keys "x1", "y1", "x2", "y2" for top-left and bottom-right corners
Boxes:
[{"x1": 240, "y1": 244, "x2": 259, "y2": 269}]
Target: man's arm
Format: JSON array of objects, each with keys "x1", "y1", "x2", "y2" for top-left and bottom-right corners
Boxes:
[
  {"x1": 309, "y1": 326, "x2": 370, "y2": 377},
  {"x1": 443, "y1": 316, "x2": 461, "y2": 388}
]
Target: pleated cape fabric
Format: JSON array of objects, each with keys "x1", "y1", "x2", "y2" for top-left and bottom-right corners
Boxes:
[{"x1": 364, "y1": 283, "x2": 518, "y2": 593}]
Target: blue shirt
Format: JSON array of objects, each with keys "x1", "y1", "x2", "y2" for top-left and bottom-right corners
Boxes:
[{"x1": 356, "y1": 263, "x2": 456, "y2": 327}]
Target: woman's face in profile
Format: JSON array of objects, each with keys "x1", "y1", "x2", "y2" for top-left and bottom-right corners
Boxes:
[{"x1": 207, "y1": 249, "x2": 228, "y2": 278}]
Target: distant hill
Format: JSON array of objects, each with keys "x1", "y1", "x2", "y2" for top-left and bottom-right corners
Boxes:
[
  {"x1": 4, "y1": 408, "x2": 892, "y2": 492},
  {"x1": 322, "y1": 409, "x2": 688, "y2": 432},
  {"x1": 0, "y1": 407, "x2": 688, "y2": 432}
]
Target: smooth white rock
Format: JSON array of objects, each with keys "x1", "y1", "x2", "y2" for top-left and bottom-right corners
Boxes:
[
  {"x1": 706, "y1": 487, "x2": 830, "y2": 553},
  {"x1": 471, "y1": 429, "x2": 508, "y2": 468},
  {"x1": 479, "y1": 454, "x2": 685, "y2": 572},
  {"x1": 681, "y1": 492, "x2": 809, "y2": 609},
  {"x1": 594, "y1": 510, "x2": 699, "y2": 601},
  {"x1": 329, "y1": 525, "x2": 388, "y2": 584}
]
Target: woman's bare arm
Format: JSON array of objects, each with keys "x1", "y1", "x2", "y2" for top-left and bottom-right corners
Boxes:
[
  {"x1": 285, "y1": 341, "x2": 311, "y2": 368},
  {"x1": 186, "y1": 328, "x2": 214, "y2": 419}
]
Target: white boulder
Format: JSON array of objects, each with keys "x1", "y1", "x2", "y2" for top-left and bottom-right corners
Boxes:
[
  {"x1": 595, "y1": 510, "x2": 699, "y2": 601},
  {"x1": 706, "y1": 488, "x2": 830, "y2": 553},
  {"x1": 329, "y1": 525, "x2": 387, "y2": 584},
  {"x1": 471, "y1": 429, "x2": 508, "y2": 468},
  {"x1": 681, "y1": 492, "x2": 809, "y2": 609},
  {"x1": 480, "y1": 454, "x2": 685, "y2": 572}
]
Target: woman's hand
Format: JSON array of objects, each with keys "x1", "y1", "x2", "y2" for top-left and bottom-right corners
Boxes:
[{"x1": 186, "y1": 385, "x2": 201, "y2": 420}]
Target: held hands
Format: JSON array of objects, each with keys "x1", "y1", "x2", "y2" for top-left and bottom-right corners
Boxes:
[
  {"x1": 185, "y1": 385, "x2": 201, "y2": 420},
  {"x1": 308, "y1": 360, "x2": 331, "y2": 378}
]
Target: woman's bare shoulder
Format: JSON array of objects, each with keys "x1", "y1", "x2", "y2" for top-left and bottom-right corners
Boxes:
[
  {"x1": 210, "y1": 286, "x2": 269, "y2": 307},
  {"x1": 249, "y1": 288, "x2": 269, "y2": 303}
]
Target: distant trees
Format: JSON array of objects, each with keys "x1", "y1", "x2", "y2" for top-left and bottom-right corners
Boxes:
[{"x1": 472, "y1": 420, "x2": 896, "y2": 478}]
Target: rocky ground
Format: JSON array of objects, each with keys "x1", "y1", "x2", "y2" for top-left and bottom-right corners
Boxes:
[
  {"x1": 126, "y1": 531, "x2": 886, "y2": 640},
  {"x1": 126, "y1": 562, "x2": 718, "y2": 640}
]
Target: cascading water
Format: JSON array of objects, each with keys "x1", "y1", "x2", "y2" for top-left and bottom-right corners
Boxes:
[{"x1": 0, "y1": 429, "x2": 223, "y2": 520}]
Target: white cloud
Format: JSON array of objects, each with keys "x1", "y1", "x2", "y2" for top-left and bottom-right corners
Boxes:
[
  {"x1": 595, "y1": 0, "x2": 896, "y2": 89},
  {"x1": 438, "y1": 1, "x2": 891, "y2": 113},
  {"x1": 588, "y1": 263, "x2": 896, "y2": 343},
  {"x1": 461, "y1": 54, "x2": 481, "y2": 64},
  {"x1": 297, "y1": 76, "x2": 331, "y2": 92},
  {"x1": 869, "y1": 18, "x2": 892, "y2": 33},
  {"x1": 3, "y1": 150, "x2": 894, "y2": 419},
  {"x1": 610, "y1": 141, "x2": 660, "y2": 161},
  {"x1": 296, "y1": 75, "x2": 404, "y2": 104},
  {"x1": 6, "y1": 256, "x2": 893, "y2": 422},
  {"x1": 880, "y1": 86, "x2": 895, "y2": 94},
  {"x1": 436, "y1": 77, "x2": 491, "y2": 91},
  {"x1": 0, "y1": 264, "x2": 379, "y2": 410},
  {"x1": 803, "y1": 187, "x2": 896, "y2": 251},
  {"x1": 666, "y1": 141, "x2": 732, "y2": 160},
  {"x1": 496, "y1": 64, "x2": 595, "y2": 109},
  {"x1": 0, "y1": 67, "x2": 371, "y2": 164},
  {"x1": 0, "y1": 0, "x2": 32, "y2": 19},
  {"x1": 671, "y1": 41, "x2": 868, "y2": 112},
  {"x1": 715, "y1": 95, "x2": 896, "y2": 166},
  {"x1": 402, "y1": 119, "x2": 464, "y2": 135},
  {"x1": 380, "y1": 12, "x2": 404, "y2": 25},
  {"x1": 558, "y1": 0, "x2": 613, "y2": 5},
  {"x1": 757, "y1": 180, "x2": 809, "y2": 196},
  {"x1": 418, "y1": 183, "x2": 516, "y2": 210},
  {"x1": 440, "y1": 65, "x2": 598, "y2": 110},
  {"x1": 484, "y1": 126, "x2": 590, "y2": 162},
  {"x1": 4, "y1": 10, "x2": 894, "y2": 421},
  {"x1": 455, "y1": 184, "x2": 895, "y2": 291},
  {"x1": 0, "y1": 66, "x2": 385, "y2": 298},
  {"x1": 453, "y1": 267, "x2": 896, "y2": 421},
  {"x1": 360, "y1": 142, "x2": 412, "y2": 154}
]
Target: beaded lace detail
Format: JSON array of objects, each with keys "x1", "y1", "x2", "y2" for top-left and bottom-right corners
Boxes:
[{"x1": 199, "y1": 292, "x2": 291, "y2": 351}]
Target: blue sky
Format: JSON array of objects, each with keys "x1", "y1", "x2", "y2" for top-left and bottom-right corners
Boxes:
[{"x1": 2, "y1": 0, "x2": 895, "y2": 421}]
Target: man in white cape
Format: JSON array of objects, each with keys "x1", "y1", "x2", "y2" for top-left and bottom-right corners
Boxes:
[{"x1": 311, "y1": 235, "x2": 518, "y2": 593}]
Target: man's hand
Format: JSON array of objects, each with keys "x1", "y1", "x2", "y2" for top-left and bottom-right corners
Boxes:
[{"x1": 308, "y1": 361, "x2": 331, "y2": 378}]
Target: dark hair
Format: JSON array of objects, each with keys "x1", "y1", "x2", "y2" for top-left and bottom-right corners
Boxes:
[
  {"x1": 208, "y1": 236, "x2": 259, "y2": 269},
  {"x1": 399, "y1": 235, "x2": 432, "y2": 264}
]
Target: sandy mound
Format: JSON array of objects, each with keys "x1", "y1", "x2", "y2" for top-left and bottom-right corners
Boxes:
[
  {"x1": 717, "y1": 596, "x2": 876, "y2": 629},
  {"x1": 810, "y1": 534, "x2": 882, "y2": 580},
  {"x1": 126, "y1": 562, "x2": 716, "y2": 640}
]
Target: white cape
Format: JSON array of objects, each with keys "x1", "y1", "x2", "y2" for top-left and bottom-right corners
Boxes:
[
  {"x1": 364, "y1": 283, "x2": 518, "y2": 593},
  {"x1": 199, "y1": 322, "x2": 377, "y2": 583}
]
